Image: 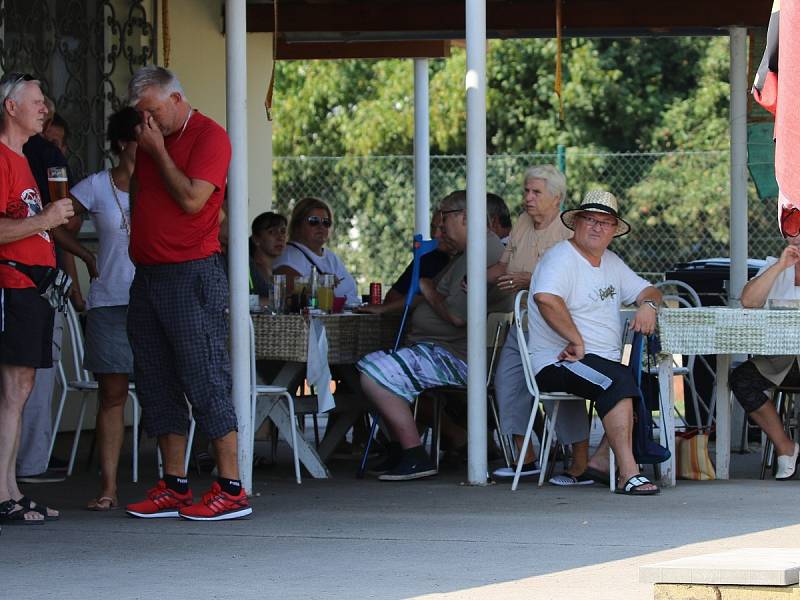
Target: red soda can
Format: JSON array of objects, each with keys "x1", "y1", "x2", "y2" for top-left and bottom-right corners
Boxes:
[{"x1": 369, "y1": 282, "x2": 382, "y2": 305}]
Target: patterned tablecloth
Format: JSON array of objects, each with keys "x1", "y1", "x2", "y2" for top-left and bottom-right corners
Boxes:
[{"x1": 658, "y1": 307, "x2": 800, "y2": 356}]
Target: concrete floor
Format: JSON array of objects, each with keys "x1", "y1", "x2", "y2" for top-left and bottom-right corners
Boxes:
[{"x1": 3, "y1": 434, "x2": 799, "y2": 600}]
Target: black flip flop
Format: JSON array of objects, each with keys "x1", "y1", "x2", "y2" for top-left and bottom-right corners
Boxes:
[
  {"x1": 614, "y1": 474, "x2": 660, "y2": 496},
  {"x1": 584, "y1": 466, "x2": 611, "y2": 486},
  {"x1": 0, "y1": 499, "x2": 45, "y2": 525}
]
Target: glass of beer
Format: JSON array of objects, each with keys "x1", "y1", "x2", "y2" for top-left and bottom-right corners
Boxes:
[
  {"x1": 318, "y1": 274, "x2": 334, "y2": 312},
  {"x1": 47, "y1": 166, "x2": 68, "y2": 201}
]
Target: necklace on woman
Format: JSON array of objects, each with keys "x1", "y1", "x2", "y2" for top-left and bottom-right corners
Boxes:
[{"x1": 108, "y1": 170, "x2": 130, "y2": 236}]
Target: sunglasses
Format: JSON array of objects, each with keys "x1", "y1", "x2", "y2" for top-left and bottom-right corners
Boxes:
[
  {"x1": 305, "y1": 216, "x2": 332, "y2": 228},
  {"x1": 781, "y1": 206, "x2": 800, "y2": 238},
  {"x1": 0, "y1": 72, "x2": 34, "y2": 102}
]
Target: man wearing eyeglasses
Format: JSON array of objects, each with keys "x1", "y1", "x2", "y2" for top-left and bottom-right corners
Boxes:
[
  {"x1": 357, "y1": 190, "x2": 512, "y2": 480},
  {"x1": 123, "y1": 66, "x2": 251, "y2": 521},
  {"x1": 0, "y1": 72, "x2": 75, "y2": 523},
  {"x1": 526, "y1": 190, "x2": 663, "y2": 495}
]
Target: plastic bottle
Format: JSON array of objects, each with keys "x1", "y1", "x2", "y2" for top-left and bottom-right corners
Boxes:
[{"x1": 309, "y1": 266, "x2": 319, "y2": 309}]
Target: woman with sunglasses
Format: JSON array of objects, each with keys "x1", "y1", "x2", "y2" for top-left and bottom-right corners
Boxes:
[
  {"x1": 273, "y1": 197, "x2": 359, "y2": 305},
  {"x1": 729, "y1": 220, "x2": 800, "y2": 479}
]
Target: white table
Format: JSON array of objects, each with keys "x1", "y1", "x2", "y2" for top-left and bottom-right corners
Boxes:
[
  {"x1": 251, "y1": 312, "x2": 400, "y2": 478},
  {"x1": 658, "y1": 306, "x2": 800, "y2": 480}
]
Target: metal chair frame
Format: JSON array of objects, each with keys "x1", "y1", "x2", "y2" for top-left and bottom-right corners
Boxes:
[{"x1": 511, "y1": 291, "x2": 616, "y2": 491}]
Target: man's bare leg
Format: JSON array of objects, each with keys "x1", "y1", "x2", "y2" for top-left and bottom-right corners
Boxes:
[
  {"x1": 211, "y1": 431, "x2": 239, "y2": 480},
  {"x1": 565, "y1": 439, "x2": 590, "y2": 477},
  {"x1": 360, "y1": 373, "x2": 421, "y2": 449},
  {"x1": 601, "y1": 398, "x2": 657, "y2": 491},
  {"x1": 0, "y1": 365, "x2": 44, "y2": 521},
  {"x1": 158, "y1": 433, "x2": 187, "y2": 478}
]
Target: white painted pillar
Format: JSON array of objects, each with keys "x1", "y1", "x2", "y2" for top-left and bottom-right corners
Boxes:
[
  {"x1": 414, "y1": 58, "x2": 431, "y2": 237},
  {"x1": 728, "y1": 27, "x2": 750, "y2": 454},
  {"x1": 225, "y1": 0, "x2": 253, "y2": 494},
  {"x1": 465, "y1": 0, "x2": 488, "y2": 485},
  {"x1": 729, "y1": 27, "x2": 748, "y2": 307}
]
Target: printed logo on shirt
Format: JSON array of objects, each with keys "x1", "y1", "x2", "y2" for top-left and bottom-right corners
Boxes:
[
  {"x1": 590, "y1": 284, "x2": 617, "y2": 302},
  {"x1": 5, "y1": 189, "x2": 50, "y2": 241}
]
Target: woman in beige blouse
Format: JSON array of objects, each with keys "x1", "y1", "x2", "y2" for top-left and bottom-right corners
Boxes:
[{"x1": 491, "y1": 165, "x2": 590, "y2": 484}]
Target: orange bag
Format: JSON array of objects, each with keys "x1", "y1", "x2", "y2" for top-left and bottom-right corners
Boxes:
[{"x1": 675, "y1": 429, "x2": 716, "y2": 481}]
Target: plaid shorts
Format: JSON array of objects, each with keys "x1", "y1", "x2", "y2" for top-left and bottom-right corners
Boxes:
[
  {"x1": 357, "y1": 342, "x2": 468, "y2": 403},
  {"x1": 127, "y1": 254, "x2": 237, "y2": 440}
]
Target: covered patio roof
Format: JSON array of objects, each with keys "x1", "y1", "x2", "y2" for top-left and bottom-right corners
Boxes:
[
  {"x1": 246, "y1": 0, "x2": 770, "y2": 40},
  {"x1": 225, "y1": 0, "x2": 772, "y2": 489}
]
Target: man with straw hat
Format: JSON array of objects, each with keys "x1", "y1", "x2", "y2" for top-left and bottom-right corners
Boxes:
[{"x1": 524, "y1": 190, "x2": 662, "y2": 495}]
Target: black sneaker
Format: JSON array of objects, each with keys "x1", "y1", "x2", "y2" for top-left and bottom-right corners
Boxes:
[
  {"x1": 378, "y1": 455, "x2": 437, "y2": 481},
  {"x1": 366, "y1": 452, "x2": 403, "y2": 476}
]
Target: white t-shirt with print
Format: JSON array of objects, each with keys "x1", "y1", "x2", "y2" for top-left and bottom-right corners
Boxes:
[
  {"x1": 71, "y1": 171, "x2": 135, "y2": 309},
  {"x1": 273, "y1": 241, "x2": 360, "y2": 304},
  {"x1": 527, "y1": 239, "x2": 650, "y2": 374}
]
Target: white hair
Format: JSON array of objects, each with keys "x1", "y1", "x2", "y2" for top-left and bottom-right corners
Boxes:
[
  {"x1": 127, "y1": 66, "x2": 186, "y2": 105},
  {"x1": 523, "y1": 164, "x2": 567, "y2": 202},
  {"x1": 0, "y1": 74, "x2": 41, "y2": 121}
]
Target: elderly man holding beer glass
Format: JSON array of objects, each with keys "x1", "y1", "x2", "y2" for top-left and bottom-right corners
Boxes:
[{"x1": 0, "y1": 72, "x2": 75, "y2": 524}]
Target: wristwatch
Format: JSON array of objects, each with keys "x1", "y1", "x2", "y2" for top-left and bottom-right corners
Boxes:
[{"x1": 642, "y1": 300, "x2": 659, "y2": 313}]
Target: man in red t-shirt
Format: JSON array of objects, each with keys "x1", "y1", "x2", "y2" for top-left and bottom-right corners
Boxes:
[
  {"x1": 123, "y1": 66, "x2": 251, "y2": 522},
  {"x1": 0, "y1": 73, "x2": 74, "y2": 524}
]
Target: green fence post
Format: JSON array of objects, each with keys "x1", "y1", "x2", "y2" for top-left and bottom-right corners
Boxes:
[{"x1": 557, "y1": 144, "x2": 566, "y2": 208}]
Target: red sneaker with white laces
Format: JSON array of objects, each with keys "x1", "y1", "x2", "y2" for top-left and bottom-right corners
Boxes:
[
  {"x1": 179, "y1": 482, "x2": 252, "y2": 521},
  {"x1": 126, "y1": 480, "x2": 193, "y2": 518}
]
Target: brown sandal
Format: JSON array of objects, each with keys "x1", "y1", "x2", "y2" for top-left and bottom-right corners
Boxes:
[{"x1": 87, "y1": 496, "x2": 119, "y2": 511}]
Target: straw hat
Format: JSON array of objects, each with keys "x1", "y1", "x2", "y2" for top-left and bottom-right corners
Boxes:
[{"x1": 560, "y1": 190, "x2": 631, "y2": 237}]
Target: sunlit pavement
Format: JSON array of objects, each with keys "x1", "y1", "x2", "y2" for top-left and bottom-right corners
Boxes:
[{"x1": 4, "y1": 434, "x2": 797, "y2": 600}]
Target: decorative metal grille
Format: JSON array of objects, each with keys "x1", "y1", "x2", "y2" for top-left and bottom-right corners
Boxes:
[{"x1": 0, "y1": 0, "x2": 156, "y2": 179}]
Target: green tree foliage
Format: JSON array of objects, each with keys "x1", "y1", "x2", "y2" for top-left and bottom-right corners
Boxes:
[{"x1": 272, "y1": 36, "x2": 758, "y2": 284}]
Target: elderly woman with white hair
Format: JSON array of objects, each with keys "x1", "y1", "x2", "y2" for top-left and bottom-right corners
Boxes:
[{"x1": 489, "y1": 165, "x2": 590, "y2": 484}]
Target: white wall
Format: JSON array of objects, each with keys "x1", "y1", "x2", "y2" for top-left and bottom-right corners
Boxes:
[{"x1": 162, "y1": 0, "x2": 274, "y2": 217}]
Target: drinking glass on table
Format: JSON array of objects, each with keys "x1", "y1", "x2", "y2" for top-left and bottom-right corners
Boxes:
[
  {"x1": 47, "y1": 166, "x2": 69, "y2": 201},
  {"x1": 318, "y1": 274, "x2": 334, "y2": 312},
  {"x1": 291, "y1": 276, "x2": 309, "y2": 313},
  {"x1": 270, "y1": 274, "x2": 286, "y2": 314}
]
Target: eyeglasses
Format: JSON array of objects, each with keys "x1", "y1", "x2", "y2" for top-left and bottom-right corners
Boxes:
[
  {"x1": 781, "y1": 207, "x2": 800, "y2": 238},
  {"x1": 305, "y1": 216, "x2": 332, "y2": 228},
  {"x1": 0, "y1": 72, "x2": 34, "y2": 103},
  {"x1": 579, "y1": 214, "x2": 617, "y2": 231}
]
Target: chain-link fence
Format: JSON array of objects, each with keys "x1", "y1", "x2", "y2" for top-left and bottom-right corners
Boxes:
[{"x1": 273, "y1": 151, "x2": 782, "y2": 288}]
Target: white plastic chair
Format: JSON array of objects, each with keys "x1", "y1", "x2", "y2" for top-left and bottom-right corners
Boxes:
[
  {"x1": 57, "y1": 302, "x2": 194, "y2": 482},
  {"x1": 512, "y1": 290, "x2": 615, "y2": 491},
  {"x1": 53, "y1": 303, "x2": 142, "y2": 481},
  {"x1": 250, "y1": 316, "x2": 302, "y2": 484}
]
